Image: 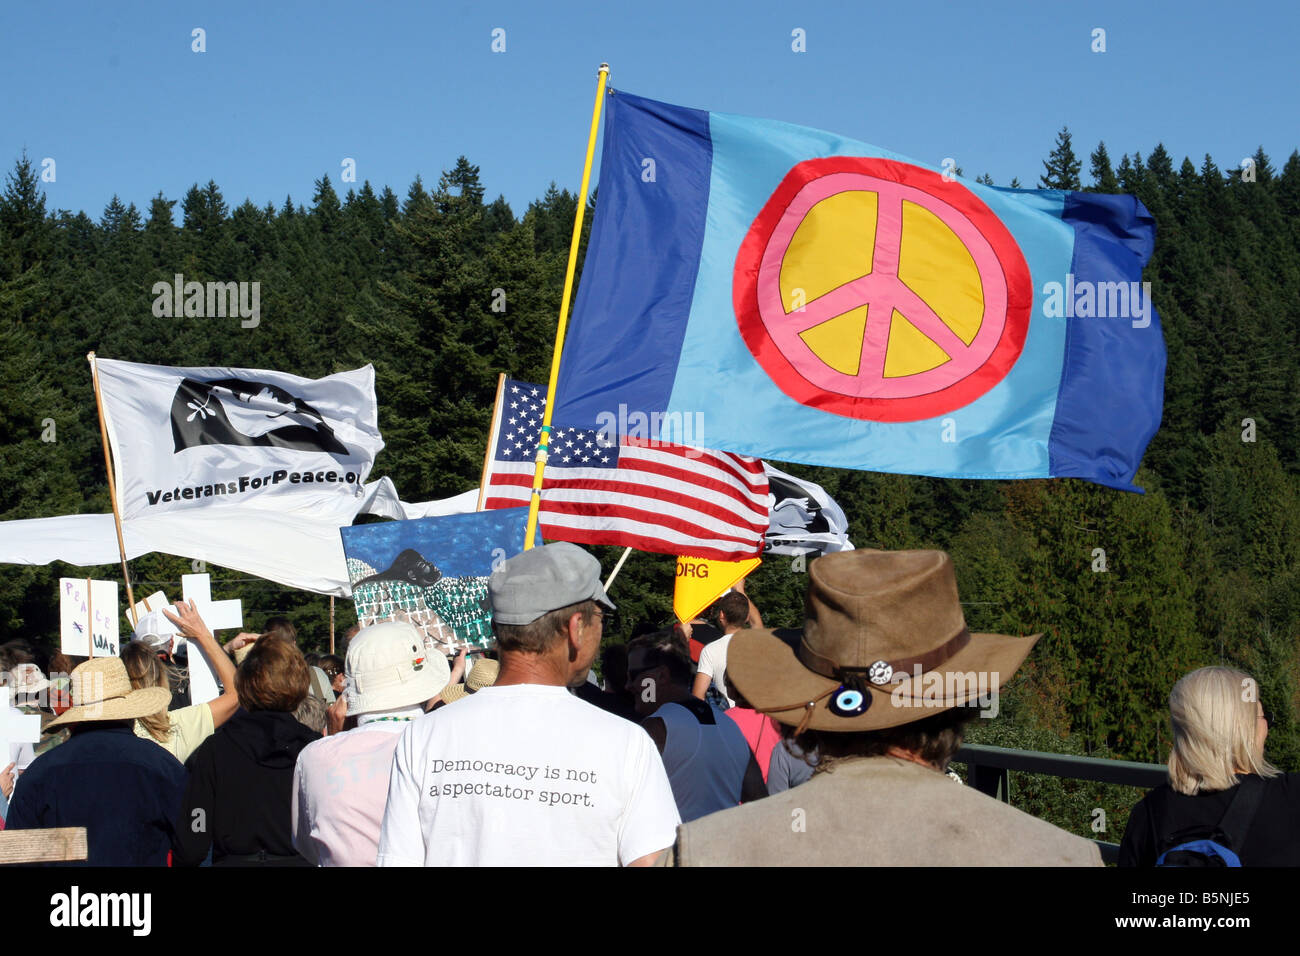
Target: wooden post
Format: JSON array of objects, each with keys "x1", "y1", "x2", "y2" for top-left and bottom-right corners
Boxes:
[
  {"x1": 603, "y1": 547, "x2": 633, "y2": 592},
  {"x1": 85, "y1": 577, "x2": 94, "y2": 660},
  {"x1": 477, "y1": 373, "x2": 507, "y2": 512},
  {"x1": 86, "y1": 352, "x2": 138, "y2": 627}
]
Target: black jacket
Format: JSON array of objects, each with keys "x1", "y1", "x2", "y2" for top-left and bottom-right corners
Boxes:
[
  {"x1": 1119, "y1": 772, "x2": 1300, "y2": 866},
  {"x1": 172, "y1": 709, "x2": 320, "y2": 866}
]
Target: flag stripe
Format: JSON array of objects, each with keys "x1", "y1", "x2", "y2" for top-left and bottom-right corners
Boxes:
[
  {"x1": 491, "y1": 486, "x2": 765, "y2": 542},
  {"x1": 483, "y1": 378, "x2": 768, "y2": 558},
  {"x1": 534, "y1": 514, "x2": 763, "y2": 560},
  {"x1": 489, "y1": 461, "x2": 768, "y2": 529}
]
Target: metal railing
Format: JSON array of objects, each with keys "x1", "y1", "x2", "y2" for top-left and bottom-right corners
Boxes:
[{"x1": 954, "y1": 743, "x2": 1168, "y2": 864}]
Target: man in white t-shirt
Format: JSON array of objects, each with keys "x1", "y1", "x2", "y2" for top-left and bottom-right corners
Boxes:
[
  {"x1": 377, "y1": 542, "x2": 679, "y2": 867},
  {"x1": 692, "y1": 589, "x2": 759, "y2": 709}
]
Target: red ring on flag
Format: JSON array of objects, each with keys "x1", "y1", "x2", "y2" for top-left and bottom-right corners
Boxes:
[{"x1": 733, "y1": 157, "x2": 1033, "y2": 422}]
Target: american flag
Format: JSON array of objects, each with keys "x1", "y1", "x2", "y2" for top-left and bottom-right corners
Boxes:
[{"x1": 482, "y1": 378, "x2": 769, "y2": 560}]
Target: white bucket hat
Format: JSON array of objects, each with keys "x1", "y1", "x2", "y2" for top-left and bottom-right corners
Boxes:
[
  {"x1": 8, "y1": 662, "x2": 50, "y2": 695},
  {"x1": 344, "y1": 621, "x2": 450, "y2": 715},
  {"x1": 132, "y1": 609, "x2": 178, "y2": 650}
]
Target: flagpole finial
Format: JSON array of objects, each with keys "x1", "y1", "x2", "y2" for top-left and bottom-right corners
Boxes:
[
  {"x1": 598, "y1": 62, "x2": 609, "y2": 73},
  {"x1": 86, "y1": 351, "x2": 96, "y2": 363}
]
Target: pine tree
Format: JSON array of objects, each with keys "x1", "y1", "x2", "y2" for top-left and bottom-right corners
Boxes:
[
  {"x1": 1039, "y1": 126, "x2": 1082, "y2": 190},
  {"x1": 403, "y1": 175, "x2": 431, "y2": 217},
  {"x1": 121, "y1": 202, "x2": 143, "y2": 233},
  {"x1": 312, "y1": 174, "x2": 342, "y2": 233},
  {"x1": 0, "y1": 152, "x2": 52, "y2": 274},
  {"x1": 100, "y1": 195, "x2": 128, "y2": 232},
  {"x1": 438, "y1": 156, "x2": 485, "y2": 209},
  {"x1": 1146, "y1": 144, "x2": 1175, "y2": 190},
  {"x1": 485, "y1": 194, "x2": 515, "y2": 234},
  {"x1": 379, "y1": 185, "x2": 400, "y2": 222},
  {"x1": 975, "y1": 173, "x2": 994, "y2": 186},
  {"x1": 146, "y1": 193, "x2": 175, "y2": 231},
  {"x1": 1277, "y1": 151, "x2": 1300, "y2": 221},
  {"x1": 1089, "y1": 141, "x2": 1119, "y2": 192}
]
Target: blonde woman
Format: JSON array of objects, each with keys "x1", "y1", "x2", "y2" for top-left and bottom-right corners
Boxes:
[
  {"x1": 1119, "y1": 666, "x2": 1299, "y2": 866},
  {"x1": 122, "y1": 600, "x2": 240, "y2": 765}
]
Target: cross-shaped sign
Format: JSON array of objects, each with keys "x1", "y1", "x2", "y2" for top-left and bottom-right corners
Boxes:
[
  {"x1": 179, "y1": 574, "x2": 242, "y2": 708},
  {"x1": 0, "y1": 686, "x2": 41, "y2": 769},
  {"x1": 181, "y1": 574, "x2": 243, "y2": 632}
]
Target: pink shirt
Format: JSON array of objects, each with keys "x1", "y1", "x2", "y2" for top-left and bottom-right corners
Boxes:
[
  {"x1": 723, "y1": 706, "x2": 780, "y2": 781},
  {"x1": 292, "y1": 722, "x2": 408, "y2": 866}
]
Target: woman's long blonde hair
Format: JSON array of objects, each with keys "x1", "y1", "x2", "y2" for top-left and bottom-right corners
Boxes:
[
  {"x1": 1167, "y1": 666, "x2": 1278, "y2": 795},
  {"x1": 121, "y1": 641, "x2": 174, "y2": 743}
]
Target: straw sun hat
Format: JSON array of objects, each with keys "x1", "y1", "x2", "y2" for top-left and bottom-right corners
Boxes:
[
  {"x1": 440, "y1": 658, "x2": 499, "y2": 704},
  {"x1": 44, "y1": 657, "x2": 172, "y2": 730},
  {"x1": 728, "y1": 549, "x2": 1040, "y2": 735}
]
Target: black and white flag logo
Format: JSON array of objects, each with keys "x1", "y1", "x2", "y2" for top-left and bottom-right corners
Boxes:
[
  {"x1": 767, "y1": 471, "x2": 833, "y2": 537},
  {"x1": 170, "y1": 377, "x2": 350, "y2": 458},
  {"x1": 762, "y1": 463, "x2": 854, "y2": 556}
]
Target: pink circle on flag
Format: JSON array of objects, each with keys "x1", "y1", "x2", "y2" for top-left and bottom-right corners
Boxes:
[{"x1": 733, "y1": 158, "x2": 1033, "y2": 422}]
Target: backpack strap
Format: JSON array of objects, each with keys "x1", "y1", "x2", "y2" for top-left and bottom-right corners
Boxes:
[
  {"x1": 676, "y1": 697, "x2": 717, "y2": 725},
  {"x1": 1217, "y1": 775, "x2": 1266, "y2": 853}
]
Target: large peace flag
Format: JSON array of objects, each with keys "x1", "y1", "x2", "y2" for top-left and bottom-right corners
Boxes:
[{"x1": 554, "y1": 91, "x2": 1166, "y2": 491}]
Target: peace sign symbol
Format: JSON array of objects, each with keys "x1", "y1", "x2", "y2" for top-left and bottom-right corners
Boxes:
[{"x1": 733, "y1": 157, "x2": 1033, "y2": 422}]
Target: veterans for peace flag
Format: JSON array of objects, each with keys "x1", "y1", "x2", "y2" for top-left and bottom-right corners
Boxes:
[
  {"x1": 95, "y1": 358, "x2": 384, "y2": 519},
  {"x1": 481, "y1": 378, "x2": 768, "y2": 560},
  {"x1": 553, "y1": 91, "x2": 1166, "y2": 492}
]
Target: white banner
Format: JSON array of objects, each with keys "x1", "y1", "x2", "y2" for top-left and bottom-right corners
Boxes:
[
  {"x1": 0, "y1": 487, "x2": 480, "y2": 597},
  {"x1": 96, "y1": 359, "x2": 384, "y2": 519}
]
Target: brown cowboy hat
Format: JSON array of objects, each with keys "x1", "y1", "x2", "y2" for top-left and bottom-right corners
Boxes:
[
  {"x1": 44, "y1": 657, "x2": 172, "y2": 730},
  {"x1": 728, "y1": 550, "x2": 1039, "y2": 734}
]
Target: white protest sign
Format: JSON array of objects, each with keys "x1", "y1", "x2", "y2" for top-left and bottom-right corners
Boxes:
[
  {"x1": 0, "y1": 686, "x2": 41, "y2": 765},
  {"x1": 131, "y1": 590, "x2": 173, "y2": 625},
  {"x1": 180, "y1": 574, "x2": 242, "y2": 706},
  {"x1": 59, "y1": 578, "x2": 120, "y2": 658}
]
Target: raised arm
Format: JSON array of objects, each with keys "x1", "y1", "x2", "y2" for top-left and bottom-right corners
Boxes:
[
  {"x1": 733, "y1": 577, "x2": 762, "y2": 629},
  {"x1": 164, "y1": 599, "x2": 240, "y2": 728}
]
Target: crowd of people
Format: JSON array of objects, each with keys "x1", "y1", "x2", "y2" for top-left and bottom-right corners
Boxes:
[{"x1": 2, "y1": 542, "x2": 1297, "y2": 866}]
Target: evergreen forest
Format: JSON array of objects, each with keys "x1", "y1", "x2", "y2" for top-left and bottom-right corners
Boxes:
[{"x1": 2, "y1": 130, "x2": 1298, "y2": 839}]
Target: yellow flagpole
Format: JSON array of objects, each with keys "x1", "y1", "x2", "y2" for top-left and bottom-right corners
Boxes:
[
  {"x1": 523, "y1": 62, "x2": 610, "y2": 550},
  {"x1": 86, "y1": 352, "x2": 139, "y2": 628}
]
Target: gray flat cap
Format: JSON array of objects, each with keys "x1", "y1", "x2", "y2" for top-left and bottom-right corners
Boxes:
[{"x1": 488, "y1": 542, "x2": 616, "y2": 626}]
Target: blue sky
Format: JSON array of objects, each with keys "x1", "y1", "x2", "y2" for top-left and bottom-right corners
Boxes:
[{"x1": 2, "y1": 0, "x2": 1296, "y2": 221}]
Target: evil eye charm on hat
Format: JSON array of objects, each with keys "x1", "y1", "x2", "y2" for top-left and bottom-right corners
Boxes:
[
  {"x1": 828, "y1": 684, "x2": 870, "y2": 717},
  {"x1": 827, "y1": 665, "x2": 882, "y2": 717}
]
